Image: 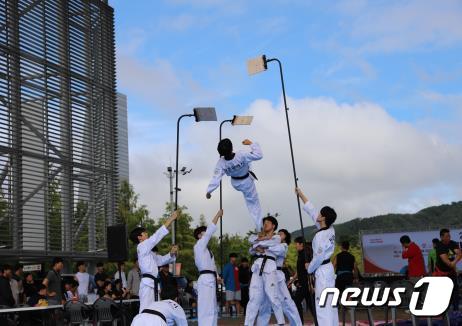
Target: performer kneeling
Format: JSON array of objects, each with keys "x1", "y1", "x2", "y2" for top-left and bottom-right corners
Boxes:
[
  {"x1": 129, "y1": 210, "x2": 178, "y2": 312},
  {"x1": 193, "y1": 209, "x2": 223, "y2": 326},
  {"x1": 131, "y1": 299, "x2": 188, "y2": 326},
  {"x1": 206, "y1": 138, "x2": 263, "y2": 230},
  {"x1": 256, "y1": 229, "x2": 302, "y2": 326},
  {"x1": 296, "y1": 187, "x2": 339, "y2": 326},
  {"x1": 244, "y1": 216, "x2": 285, "y2": 326}
]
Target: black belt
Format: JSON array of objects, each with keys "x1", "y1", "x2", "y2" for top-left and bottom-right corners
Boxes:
[
  {"x1": 321, "y1": 259, "x2": 330, "y2": 265},
  {"x1": 142, "y1": 273, "x2": 160, "y2": 301},
  {"x1": 141, "y1": 309, "x2": 167, "y2": 323},
  {"x1": 199, "y1": 270, "x2": 217, "y2": 276},
  {"x1": 231, "y1": 171, "x2": 258, "y2": 180},
  {"x1": 254, "y1": 255, "x2": 276, "y2": 276}
]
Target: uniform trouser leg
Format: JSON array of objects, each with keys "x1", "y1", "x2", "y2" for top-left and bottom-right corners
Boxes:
[
  {"x1": 232, "y1": 179, "x2": 262, "y2": 231},
  {"x1": 280, "y1": 281, "x2": 303, "y2": 326},
  {"x1": 262, "y1": 272, "x2": 285, "y2": 325},
  {"x1": 244, "y1": 273, "x2": 264, "y2": 325},
  {"x1": 315, "y1": 268, "x2": 339, "y2": 326},
  {"x1": 258, "y1": 280, "x2": 303, "y2": 326},
  {"x1": 197, "y1": 276, "x2": 217, "y2": 326},
  {"x1": 138, "y1": 283, "x2": 155, "y2": 313}
]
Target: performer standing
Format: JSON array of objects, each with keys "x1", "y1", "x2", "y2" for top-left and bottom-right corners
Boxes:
[
  {"x1": 206, "y1": 138, "x2": 263, "y2": 230},
  {"x1": 129, "y1": 210, "x2": 178, "y2": 312},
  {"x1": 244, "y1": 216, "x2": 285, "y2": 326},
  {"x1": 296, "y1": 187, "x2": 338, "y2": 326},
  {"x1": 131, "y1": 299, "x2": 188, "y2": 326},
  {"x1": 256, "y1": 228, "x2": 302, "y2": 326},
  {"x1": 193, "y1": 209, "x2": 223, "y2": 326}
]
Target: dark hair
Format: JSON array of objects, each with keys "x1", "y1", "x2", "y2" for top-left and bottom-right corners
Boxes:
[
  {"x1": 217, "y1": 138, "x2": 233, "y2": 157},
  {"x1": 240, "y1": 257, "x2": 249, "y2": 263},
  {"x1": 96, "y1": 262, "x2": 104, "y2": 268},
  {"x1": 117, "y1": 261, "x2": 125, "y2": 268},
  {"x1": 294, "y1": 236, "x2": 305, "y2": 245},
  {"x1": 71, "y1": 279, "x2": 79, "y2": 288},
  {"x1": 400, "y1": 235, "x2": 411, "y2": 244},
  {"x1": 133, "y1": 256, "x2": 138, "y2": 263},
  {"x1": 432, "y1": 238, "x2": 439, "y2": 245},
  {"x1": 103, "y1": 280, "x2": 112, "y2": 288},
  {"x1": 2, "y1": 264, "x2": 12, "y2": 272},
  {"x1": 114, "y1": 279, "x2": 122, "y2": 286},
  {"x1": 38, "y1": 284, "x2": 47, "y2": 291},
  {"x1": 263, "y1": 216, "x2": 278, "y2": 231},
  {"x1": 52, "y1": 257, "x2": 63, "y2": 266},
  {"x1": 194, "y1": 226, "x2": 207, "y2": 240},
  {"x1": 341, "y1": 241, "x2": 350, "y2": 250},
  {"x1": 14, "y1": 264, "x2": 23, "y2": 272},
  {"x1": 130, "y1": 227, "x2": 146, "y2": 244},
  {"x1": 229, "y1": 253, "x2": 238, "y2": 258},
  {"x1": 320, "y1": 206, "x2": 337, "y2": 227},
  {"x1": 151, "y1": 246, "x2": 159, "y2": 253},
  {"x1": 440, "y1": 228, "x2": 450, "y2": 237},
  {"x1": 76, "y1": 261, "x2": 85, "y2": 269},
  {"x1": 278, "y1": 229, "x2": 291, "y2": 245}
]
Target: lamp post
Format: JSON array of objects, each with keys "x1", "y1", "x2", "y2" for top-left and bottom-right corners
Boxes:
[
  {"x1": 248, "y1": 56, "x2": 318, "y2": 324},
  {"x1": 218, "y1": 115, "x2": 253, "y2": 313},
  {"x1": 174, "y1": 107, "x2": 217, "y2": 244}
]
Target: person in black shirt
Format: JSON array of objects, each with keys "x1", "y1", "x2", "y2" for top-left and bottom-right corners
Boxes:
[
  {"x1": 23, "y1": 273, "x2": 38, "y2": 300},
  {"x1": 435, "y1": 228, "x2": 461, "y2": 311},
  {"x1": 0, "y1": 265, "x2": 15, "y2": 307},
  {"x1": 293, "y1": 237, "x2": 316, "y2": 324},
  {"x1": 27, "y1": 284, "x2": 48, "y2": 307},
  {"x1": 159, "y1": 265, "x2": 178, "y2": 301},
  {"x1": 238, "y1": 257, "x2": 251, "y2": 314},
  {"x1": 333, "y1": 241, "x2": 357, "y2": 293}
]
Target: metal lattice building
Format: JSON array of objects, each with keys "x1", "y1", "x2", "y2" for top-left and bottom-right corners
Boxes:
[{"x1": 0, "y1": 0, "x2": 118, "y2": 261}]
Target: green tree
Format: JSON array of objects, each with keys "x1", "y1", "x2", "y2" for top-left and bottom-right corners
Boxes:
[
  {"x1": 48, "y1": 180, "x2": 62, "y2": 250},
  {"x1": 73, "y1": 200, "x2": 89, "y2": 252}
]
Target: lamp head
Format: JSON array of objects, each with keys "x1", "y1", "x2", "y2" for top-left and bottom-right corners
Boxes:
[
  {"x1": 193, "y1": 107, "x2": 217, "y2": 122},
  {"x1": 247, "y1": 55, "x2": 267, "y2": 75},
  {"x1": 231, "y1": 115, "x2": 253, "y2": 126}
]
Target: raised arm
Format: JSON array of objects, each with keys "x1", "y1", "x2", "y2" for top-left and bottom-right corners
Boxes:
[
  {"x1": 242, "y1": 140, "x2": 263, "y2": 162},
  {"x1": 296, "y1": 187, "x2": 320, "y2": 229},
  {"x1": 196, "y1": 210, "x2": 223, "y2": 250},
  {"x1": 138, "y1": 211, "x2": 178, "y2": 255},
  {"x1": 206, "y1": 161, "x2": 225, "y2": 196}
]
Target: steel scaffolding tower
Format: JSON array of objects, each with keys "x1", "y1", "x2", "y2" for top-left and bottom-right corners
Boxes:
[{"x1": 0, "y1": 0, "x2": 118, "y2": 261}]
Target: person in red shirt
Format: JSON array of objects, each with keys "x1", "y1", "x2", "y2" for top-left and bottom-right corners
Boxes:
[{"x1": 400, "y1": 235, "x2": 426, "y2": 283}]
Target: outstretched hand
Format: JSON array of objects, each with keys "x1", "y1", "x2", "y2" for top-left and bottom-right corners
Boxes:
[
  {"x1": 164, "y1": 210, "x2": 179, "y2": 228},
  {"x1": 212, "y1": 209, "x2": 224, "y2": 224},
  {"x1": 242, "y1": 139, "x2": 252, "y2": 145},
  {"x1": 295, "y1": 187, "x2": 308, "y2": 204}
]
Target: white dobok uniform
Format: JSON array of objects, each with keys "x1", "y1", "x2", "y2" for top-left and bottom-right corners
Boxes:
[
  {"x1": 137, "y1": 225, "x2": 169, "y2": 313},
  {"x1": 194, "y1": 223, "x2": 218, "y2": 326},
  {"x1": 206, "y1": 142, "x2": 263, "y2": 231},
  {"x1": 131, "y1": 299, "x2": 188, "y2": 326},
  {"x1": 244, "y1": 234, "x2": 285, "y2": 326},
  {"x1": 257, "y1": 242, "x2": 302, "y2": 326},
  {"x1": 304, "y1": 201, "x2": 338, "y2": 326}
]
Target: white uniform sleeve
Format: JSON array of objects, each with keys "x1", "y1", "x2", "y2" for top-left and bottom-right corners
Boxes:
[
  {"x1": 266, "y1": 243, "x2": 287, "y2": 257},
  {"x1": 196, "y1": 223, "x2": 217, "y2": 251},
  {"x1": 303, "y1": 201, "x2": 320, "y2": 229},
  {"x1": 206, "y1": 160, "x2": 225, "y2": 194},
  {"x1": 252, "y1": 235, "x2": 281, "y2": 249},
  {"x1": 308, "y1": 233, "x2": 330, "y2": 274},
  {"x1": 243, "y1": 142, "x2": 263, "y2": 163},
  {"x1": 138, "y1": 225, "x2": 169, "y2": 256},
  {"x1": 172, "y1": 304, "x2": 188, "y2": 326},
  {"x1": 155, "y1": 252, "x2": 175, "y2": 266}
]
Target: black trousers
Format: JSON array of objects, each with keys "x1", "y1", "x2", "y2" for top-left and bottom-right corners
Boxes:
[
  {"x1": 335, "y1": 273, "x2": 354, "y2": 293},
  {"x1": 294, "y1": 285, "x2": 316, "y2": 323}
]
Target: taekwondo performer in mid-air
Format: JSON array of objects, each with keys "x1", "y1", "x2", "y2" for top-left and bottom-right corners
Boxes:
[
  {"x1": 296, "y1": 187, "x2": 339, "y2": 326},
  {"x1": 129, "y1": 210, "x2": 179, "y2": 313},
  {"x1": 193, "y1": 209, "x2": 223, "y2": 326},
  {"x1": 131, "y1": 299, "x2": 188, "y2": 326},
  {"x1": 206, "y1": 138, "x2": 263, "y2": 231},
  {"x1": 256, "y1": 228, "x2": 303, "y2": 326},
  {"x1": 244, "y1": 216, "x2": 285, "y2": 326}
]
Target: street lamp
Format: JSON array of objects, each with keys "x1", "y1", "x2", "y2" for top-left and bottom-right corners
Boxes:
[
  {"x1": 175, "y1": 107, "x2": 217, "y2": 244},
  {"x1": 218, "y1": 115, "x2": 253, "y2": 311},
  {"x1": 248, "y1": 55, "x2": 318, "y2": 324}
]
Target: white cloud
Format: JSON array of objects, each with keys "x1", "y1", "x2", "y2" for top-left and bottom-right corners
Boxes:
[
  {"x1": 343, "y1": 0, "x2": 462, "y2": 53},
  {"x1": 129, "y1": 96, "x2": 462, "y2": 234}
]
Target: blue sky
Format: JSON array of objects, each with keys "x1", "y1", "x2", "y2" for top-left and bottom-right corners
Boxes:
[{"x1": 110, "y1": 0, "x2": 462, "y2": 233}]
